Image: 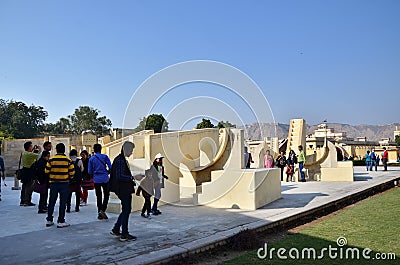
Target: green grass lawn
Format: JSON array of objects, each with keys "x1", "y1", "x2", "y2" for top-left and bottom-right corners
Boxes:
[{"x1": 224, "y1": 188, "x2": 400, "y2": 265}]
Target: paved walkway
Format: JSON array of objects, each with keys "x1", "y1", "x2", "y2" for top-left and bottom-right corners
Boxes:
[{"x1": 0, "y1": 167, "x2": 399, "y2": 265}]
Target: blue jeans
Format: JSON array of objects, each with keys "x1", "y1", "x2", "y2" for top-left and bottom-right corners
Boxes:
[
  {"x1": 114, "y1": 194, "x2": 132, "y2": 235},
  {"x1": 299, "y1": 162, "x2": 306, "y2": 182},
  {"x1": 370, "y1": 160, "x2": 376, "y2": 171},
  {"x1": 366, "y1": 161, "x2": 371, "y2": 171},
  {"x1": 47, "y1": 182, "x2": 69, "y2": 223},
  {"x1": 382, "y1": 158, "x2": 388, "y2": 171}
]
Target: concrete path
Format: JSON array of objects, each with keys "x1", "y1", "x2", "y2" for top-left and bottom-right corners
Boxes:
[{"x1": 0, "y1": 167, "x2": 399, "y2": 265}]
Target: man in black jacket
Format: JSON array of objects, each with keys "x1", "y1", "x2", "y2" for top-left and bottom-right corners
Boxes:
[{"x1": 109, "y1": 141, "x2": 137, "y2": 242}]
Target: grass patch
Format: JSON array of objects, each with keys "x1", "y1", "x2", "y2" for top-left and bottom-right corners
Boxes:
[{"x1": 224, "y1": 188, "x2": 400, "y2": 265}]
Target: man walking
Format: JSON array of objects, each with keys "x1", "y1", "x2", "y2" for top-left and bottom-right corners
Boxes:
[
  {"x1": 89, "y1": 144, "x2": 112, "y2": 220},
  {"x1": 369, "y1": 149, "x2": 376, "y2": 171},
  {"x1": 45, "y1": 143, "x2": 74, "y2": 228},
  {"x1": 109, "y1": 141, "x2": 137, "y2": 241},
  {"x1": 382, "y1": 147, "x2": 388, "y2": 171},
  {"x1": 297, "y1": 145, "x2": 306, "y2": 182}
]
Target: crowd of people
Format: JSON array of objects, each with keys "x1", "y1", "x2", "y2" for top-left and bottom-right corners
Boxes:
[
  {"x1": 251, "y1": 144, "x2": 390, "y2": 182},
  {"x1": 365, "y1": 147, "x2": 388, "y2": 171},
  {"x1": 262, "y1": 145, "x2": 307, "y2": 182},
  {"x1": 12, "y1": 140, "x2": 168, "y2": 242}
]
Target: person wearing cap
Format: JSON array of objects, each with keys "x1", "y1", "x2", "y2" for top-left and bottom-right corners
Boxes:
[{"x1": 150, "y1": 153, "x2": 168, "y2": 215}]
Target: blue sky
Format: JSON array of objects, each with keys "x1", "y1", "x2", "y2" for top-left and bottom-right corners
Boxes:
[{"x1": 0, "y1": 0, "x2": 399, "y2": 128}]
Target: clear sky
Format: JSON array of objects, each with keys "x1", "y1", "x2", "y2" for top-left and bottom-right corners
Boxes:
[{"x1": 0, "y1": 0, "x2": 399, "y2": 129}]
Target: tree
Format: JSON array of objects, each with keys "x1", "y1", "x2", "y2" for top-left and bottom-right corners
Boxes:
[
  {"x1": 217, "y1": 120, "x2": 236, "y2": 129},
  {"x1": 135, "y1": 114, "x2": 168, "y2": 133},
  {"x1": 195, "y1": 118, "x2": 215, "y2": 129},
  {"x1": 0, "y1": 99, "x2": 48, "y2": 138},
  {"x1": 67, "y1": 106, "x2": 112, "y2": 136},
  {"x1": 42, "y1": 118, "x2": 72, "y2": 134},
  {"x1": 395, "y1": 135, "x2": 400, "y2": 146}
]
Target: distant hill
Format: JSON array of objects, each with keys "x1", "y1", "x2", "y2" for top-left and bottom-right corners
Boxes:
[{"x1": 241, "y1": 122, "x2": 400, "y2": 141}]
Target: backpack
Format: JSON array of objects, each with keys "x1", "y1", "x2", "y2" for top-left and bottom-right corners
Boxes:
[
  {"x1": 370, "y1": 152, "x2": 376, "y2": 160},
  {"x1": 71, "y1": 159, "x2": 82, "y2": 183}
]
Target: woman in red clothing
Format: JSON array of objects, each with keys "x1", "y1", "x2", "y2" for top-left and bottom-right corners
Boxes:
[{"x1": 80, "y1": 150, "x2": 91, "y2": 206}]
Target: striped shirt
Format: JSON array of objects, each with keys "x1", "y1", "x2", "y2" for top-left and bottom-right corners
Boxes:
[{"x1": 45, "y1": 154, "x2": 75, "y2": 183}]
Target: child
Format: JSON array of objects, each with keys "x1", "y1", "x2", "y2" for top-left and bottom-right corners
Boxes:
[
  {"x1": 286, "y1": 164, "x2": 294, "y2": 182},
  {"x1": 136, "y1": 168, "x2": 154, "y2": 219}
]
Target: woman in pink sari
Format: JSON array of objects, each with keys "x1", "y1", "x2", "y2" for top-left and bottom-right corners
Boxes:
[{"x1": 264, "y1": 150, "x2": 274, "y2": 168}]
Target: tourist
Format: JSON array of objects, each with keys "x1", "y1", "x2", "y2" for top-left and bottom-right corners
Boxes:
[
  {"x1": 365, "y1": 151, "x2": 371, "y2": 171},
  {"x1": 286, "y1": 150, "x2": 297, "y2": 182},
  {"x1": 151, "y1": 153, "x2": 168, "y2": 215},
  {"x1": 136, "y1": 168, "x2": 154, "y2": 219},
  {"x1": 45, "y1": 143, "x2": 74, "y2": 228},
  {"x1": 109, "y1": 141, "x2": 138, "y2": 241},
  {"x1": 0, "y1": 156, "x2": 5, "y2": 201},
  {"x1": 37, "y1": 141, "x2": 52, "y2": 161},
  {"x1": 297, "y1": 145, "x2": 306, "y2": 182},
  {"x1": 88, "y1": 143, "x2": 112, "y2": 220},
  {"x1": 20, "y1": 141, "x2": 40, "y2": 206},
  {"x1": 264, "y1": 150, "x2": 274, "y2": 168},
  {"x1": 382, "y1": 147, "x2": 388, "y2": 171},
  {"x1": 244, "y1": 147, "x2": 254, "y2": 169},
  {"x1": 375, "y1": 155, "x2": 380, "y2": 171},
  {"x1": 369, "y1": 149, "x2": 376, "y2": 171},
  {"x1": 67, "y1": 149, "x2": 84, "y2": 213},
  {"x1": 275, "y1": 151, "x2": 287, "y2": 181},
  {"x1": 80, "y1": 150, "x2": 91, "y2": 206},
  {"x1": 34, "y1": 151, "x2": 50, "y2": 213}
]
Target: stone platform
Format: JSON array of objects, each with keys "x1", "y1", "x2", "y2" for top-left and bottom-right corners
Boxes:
[{"x1": 0, "y1": 167, "x2": 399, "y2": 265}]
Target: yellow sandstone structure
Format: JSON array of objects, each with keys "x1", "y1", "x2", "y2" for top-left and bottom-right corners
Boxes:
[{"x1": 103, "y1": 128, "x2": 281, "y2": 212}]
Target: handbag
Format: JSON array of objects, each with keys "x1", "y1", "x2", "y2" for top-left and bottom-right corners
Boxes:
[
  {"x1": 33, "y1": 180, "x2": 47, "y2": 194},
  {"x1": 16, "y1": 153, "x2": 22, "y2": 180},
  {"x1": 81, "y1": 178, "x2": 94, "y2": 190}
]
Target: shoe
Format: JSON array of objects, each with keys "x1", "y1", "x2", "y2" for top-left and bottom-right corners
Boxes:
[
  {"x1": 99, "y1": 210, "x2": 108, "y2": 219},
  {"x1": 57, "y1": 222, "x2": 70, "y2": 228},
  {"x1": 75, "y1": 208, "x2": 79, "y2": 212},
  {"x1": 119, "y1": 234, "x2": 137, "y2": 242},
  {"x1": 98, "y1": 213, "x2": 104, "y2": 220},
  {"x1": 20, "y1": 203, "x2": 27, "y2": 206},
  {"x1": 38, "y1": 210, "x2": 47, "y2": 214},
  {"x1": 155, "y1": 210, "x2": 162, "y2": 215},
  {"x1": 110, "y1": 229, "x2": 121, "y2": 236},
  {"x1": 25, "y1": 202, "x2": 35, "y2": 207},
  {"x1": 66, "y1": 209, "x2": 71, "y2": 213},
  {"x1": 46, "y1": 221, "x2": 54, "y2": 227},
  {"x1": 152, "y1": 211, "x2": 159, "y2": 216},
  {"x1": 80, "y1": 202, "x2": 87, "y2": 206},
  {"x1": 141, "y1": 213, "x2": 151, "y2": 219}
]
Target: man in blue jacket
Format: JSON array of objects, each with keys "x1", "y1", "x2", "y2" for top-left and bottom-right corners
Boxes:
[{"x1": 88, "y1": 144, "x2": 112, "y2": 220}]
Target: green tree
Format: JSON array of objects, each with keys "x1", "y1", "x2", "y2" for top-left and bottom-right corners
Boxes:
[
  {"x1": 0, "y1": 99, "x2": 48, "y2": 138},
  {"x1": 135, "y1": 114, "x2": 168, "y2": 133},
  {"x1": 395, "y1": 135, "x2": 400, "y2": 146},
  {"x1": 195, "y1": 118, "x2": 215, "y2": 129},
  {"x1": 42, "y1": 118, "x2": 72, "y2": 134},
  {"x1": 67, "y1": 106, "x2": 112, "y2": 136},
  {"x1": 217, "y1": 120, "x2": 236, "y2": 129}
]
